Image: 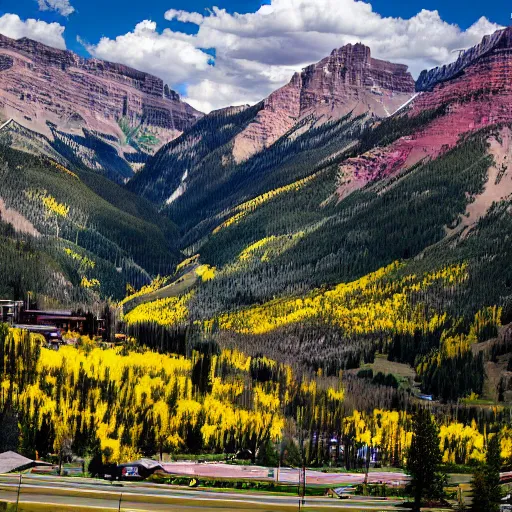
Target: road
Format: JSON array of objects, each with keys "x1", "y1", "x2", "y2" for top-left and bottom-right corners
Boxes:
[
  {"x1": 0, "y1": 474, "x2": 410, "y2": 511},
  {"x1": 161, "y1": 462, "x2": 410, "y2": 486}
]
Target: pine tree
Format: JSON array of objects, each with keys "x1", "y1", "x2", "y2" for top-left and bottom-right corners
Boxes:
[
  {"x1": 406, "y1": 408, "x2": 444, "y2": 511},
  {"x1": 471, "y1": 434, "x2": 502, "y2": 512},
  {"x1": 487, "y1": 434, "x2": 503, "y2": 508},
  {"x1": 0, "y1": 408, "x2": 19, "y2": 453},
  {"x1": 470, "y1": 467, "x2": 488, "y2": 511}
]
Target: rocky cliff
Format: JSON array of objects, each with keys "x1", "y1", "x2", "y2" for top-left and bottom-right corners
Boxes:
[
  {"x1": 336, "y1": 27, "x2": 512, "y2": 202},
  {"x1": 416, "y1": 27, "x2": 512, "y2": 92},
  {"x1": 0, "y1": 33, "x2": 202, "y2": 178},
  {"x1": 233, "y1": 43, "x2": 415, "y2": 162}
]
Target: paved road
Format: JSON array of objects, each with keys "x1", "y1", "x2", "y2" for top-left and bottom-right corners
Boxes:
[
  {"x1": 161, "y1": 462, "x2": 410, "y2": 485},
  {"x1": 0, "y1": 474, "x2": 409, "y2": 511}
]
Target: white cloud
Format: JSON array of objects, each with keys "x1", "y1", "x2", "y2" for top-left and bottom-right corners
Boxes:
[
  {"x1": 164, "y1": 9, "x2": 204, "y2": 25},
  {"x1": 83, "y1": 20, "x2": 212, "y2": 86},
  {"x1": 37, "y1": 0, "x2": 75, "y2": 16},
  {"x1": 83, "y1": 0, "x2": 503, "y2": 112},
  {"x1": 0, "y1": 13, "x2": 66, "y2": 49}
]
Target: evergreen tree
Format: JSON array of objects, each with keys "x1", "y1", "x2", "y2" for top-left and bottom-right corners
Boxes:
[
  {"x1": 406, "y1": 408, "x2": 444, "y2": 511},
  {"x1": 470, "y1": 468, "x2": 489, "y2": 512},
  {"x1": 487, "y1": 434, "x2": 503, "y2": 509},
  {"x1": 0, "y1": 408, "x2": 19, "y2": 453},
  {"x1": 471, "y1": 434, "x2": 502, "y2": 512}
]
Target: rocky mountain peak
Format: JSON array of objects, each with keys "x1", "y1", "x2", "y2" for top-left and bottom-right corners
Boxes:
[
  {"x1": 232, "y1": 42, "x2": 415, "y2": 162},
  {"x1": 0, "y1": 33, "x2": 202, "y2": 177}
]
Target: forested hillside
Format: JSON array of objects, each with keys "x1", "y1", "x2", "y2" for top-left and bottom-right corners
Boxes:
[
  {"x1": 120, "y1": 27, "x2": 512, "y2": 411},
  {"x1": 2, "y1": 24, "x2": 512, "y2": 480},
  {"x1": 0, "y1": 138, "x2": 180, "y2": 304},
  {"x1": 0, "y1": 33, "x2": 202, "y2": 180},
  {"x1": 128, "y1": 41, "x2": 418, "y2": 234}
]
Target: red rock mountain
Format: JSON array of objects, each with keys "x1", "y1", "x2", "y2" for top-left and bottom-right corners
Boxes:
[
  {"x1": 337, "y1": 27, "x2": 512, "y2": 204},
  {"x1": 0, "y1": 33, "x2": 202, "y2": 175},
  {"x1": 233, "y1": 43, "x2": 416, "y2": 162}
]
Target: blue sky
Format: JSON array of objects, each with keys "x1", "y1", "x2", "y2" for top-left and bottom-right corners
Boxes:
[
  {"x1": 0, "y1": 0, "x2": 506, "y2": 111},
  {"x1": 1, "y1": 0, "x2": 262, "y2": 55}
]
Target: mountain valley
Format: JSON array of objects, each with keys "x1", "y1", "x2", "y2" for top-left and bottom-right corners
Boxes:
[{"x1": 2, "y1": 20, "x2": 512, "y2": 490}]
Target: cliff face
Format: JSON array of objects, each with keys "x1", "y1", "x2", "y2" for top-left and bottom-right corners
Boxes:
[
  {"x1": 412, "y1": 28, "x2": 512, "y2": 123},
  {"x1": 337, "y1": 27, "x2": 512, "y2": 202},
  {"x1": 416, "y1": 27, "x2": 512, "y2": 92},
  {"x1": 0, "y1": 34, "x2": 202, "y2": 177},
  {"x1": 233, "y1": 43, "x2": 415, "y2": 162}
]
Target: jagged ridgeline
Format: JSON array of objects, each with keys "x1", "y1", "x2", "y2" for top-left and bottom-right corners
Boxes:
[
  {"x1": 130, "y1": 42, "x2": 417, "y2": 238},
  {"x1": 0, "y1": 141, "x2": 180, "y2": 302}
]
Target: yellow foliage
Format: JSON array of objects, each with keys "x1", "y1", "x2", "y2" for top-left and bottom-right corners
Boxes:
[
  {"x1": 3, "y1": 327, "x2": 504, "y2": 469},
  {"x1": 218, "y1": 349, "x2": 251, "y2": 372},
  {"x1": 215, "y1": 262, "x2": 467, "y2": 336},
  {"x1": 63, "y1": 248, "x2": 95, "y2": 269},
  {"x1": 48, "y1": 159, "x2": 79, "y2": 180},
  {"x1": 120, "y1": 275, "x2": 171, "y2": 305},
  {"x1": 42, "y1": 194, "x2": 70, "y2": 218},
  {"x1": 327, "y1": 386, "x2": 345, "y2": 402},
  {"x1": 176, "y1": 255, "x2": 200, "y2": 272},
  {"x1": 124, "y1": 293, "x2": 192, "y2": 326},
  {"x1": 196, "y1": 265, "x2": 216, "y2": 282},
  {"x1": 80, "y1": 277, "x2": 100, "y2": 289},
  {"x1": 213, "y1": 173, "x2": 320, "y2": 234},
  {"x1": 238, "y1": 237, "x2": 277, "y2": 261},
  {"x1": 234, "y1": 233, "x2": 306, "y2": 266},
  {"x1": 439, "y1": 421, "x2": 485, "y2": 464}
]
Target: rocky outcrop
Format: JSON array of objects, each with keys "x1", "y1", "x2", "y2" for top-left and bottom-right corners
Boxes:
[
  {"x1": 411, "y1": 28, "x2": 512, "y2": 126},
  {"x1": 233, "y1": 43, "x2": 415, "y2": 162},
  {"x1": 337, "y1": 27, "x2": 512, "y2": 202},
  {"x1": 416, "y1": 27, "x2": 512, "y2": 92},
  {"x1": 0, "y1": 33, "x2": 202, "y2": 174}
]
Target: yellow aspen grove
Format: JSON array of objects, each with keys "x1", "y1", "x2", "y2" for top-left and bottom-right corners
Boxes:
[
  {"x1": 212, "y1": 172, "x2": 321, "y2": 234},
  {"x1": 120, "y1": 275, "x2": 171, "y2": 306},
  {"x1": 123, "y1": 293, "x2": 192, "y2": 326},
  {"x1": 215, "y1": 263, "x2": 466, "y2": 336},
  {"x1": 1, "y1": 326, "x2": 508, "y2": 468}
]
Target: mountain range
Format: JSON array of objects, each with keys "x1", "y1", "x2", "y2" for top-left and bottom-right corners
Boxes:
[
  {"x1": 0, "y1": 33, "x2": 201, "y2": 182},
  {"x1": 2, "y1": 25, "x2": 512, "y2": 403}
]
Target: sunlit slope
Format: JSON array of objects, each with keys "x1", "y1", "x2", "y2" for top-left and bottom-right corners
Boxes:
[
  {"x1": 192, "y1": 131, "x2": 491, "y2": 316},
  {"x1": 126, "y1": 123, "x2": 512, "y2": 402}
]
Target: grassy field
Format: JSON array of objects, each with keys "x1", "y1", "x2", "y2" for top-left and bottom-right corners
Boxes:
[{"x1": 368, "y1": 354, "x2": 417, "y2": 380}]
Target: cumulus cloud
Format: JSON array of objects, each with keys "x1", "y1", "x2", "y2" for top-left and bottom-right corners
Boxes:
[
  {"x1": 0, "y1": 13, "x2": 66, "y2": 49},
  {"x1": 83, "y1": 0, "x2": 503, "y2": 112},
  {"x1": 37, "y1": 0, "x2": 75, "y2": 16},
  {"x1": 83, "y1": 20, "x2": 212, "y2": 86}
]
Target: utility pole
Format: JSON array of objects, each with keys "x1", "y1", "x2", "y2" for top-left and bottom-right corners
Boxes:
[{"x1": 15, "y1": 474, "x2": 22, "y2": 512}]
